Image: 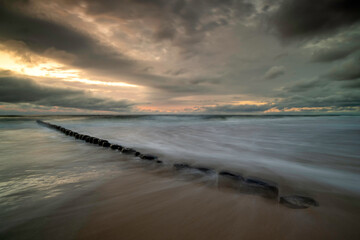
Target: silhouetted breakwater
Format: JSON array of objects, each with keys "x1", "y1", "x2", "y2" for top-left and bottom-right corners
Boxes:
[{"x1": 36, "y1": 120, "x2": 319, "y2": 209}]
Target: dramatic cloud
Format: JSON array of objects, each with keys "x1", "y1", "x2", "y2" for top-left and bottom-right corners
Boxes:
[
  {"x1": 326, "y1": 55, "x2": 360, "y2": 81},
  {"x1": 0, "y1": 1, "x2": 135, "y2": 72},
  {"x1": 310, "y1": 31, "x2": 360, "y2": 62},
  {"x1": 311, "y1": 45, "x2": 359, "y2": 62},
  {"x1": 70, "y1": 0, "x2": 255, "y2": 47},
  {"x1": 283, "y1": 78, "x2": 327, "y2": 93},
  {"x1": 264, "y1": 66, "x2": 285, "y2": 79},
  {"x1": 277, "y1": 76, "x2": 360, "y2": 112},
  {"x1": 0, "y1": 75, "x2": 133, "y2": 112},
  {"x1": 0, "y1": 0, "x2": 360, "y2": 114},
  {"x1": 277, "y1": 93, "x2": 360, "y2": 110},
  {"x1": 272, "y1": 0, "x2": 360, "y2": 40}
]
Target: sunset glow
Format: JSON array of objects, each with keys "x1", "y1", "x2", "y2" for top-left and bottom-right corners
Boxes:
[{"x1": 64, "y1": 78, "x2": 138, "y2": 88}]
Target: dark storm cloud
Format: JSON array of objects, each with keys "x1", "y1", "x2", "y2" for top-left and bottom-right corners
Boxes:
[
  {"x1": 326, "y1": 55, "x2": 360, "y2": 81},
  {"x1": 272, "y1": 0, "x2": 360, "y2": 40},
  {"x1": 311, "y1": 45, "x2": 359, "y2": 62},
  {"x1": 276, "y1": 93, "x2": 360, "y2": 109},
  {"x1": 277, "y1": 76, "x2": 360, "y2": 111},
  {"x1": 0, "y1": 0, "x2": 134, "y2": 71},
  {"x1": 342, "y1": 80, "x2": 360, "y2": 89},
  {"x1": 283, "y1": 78, "x2": 327, "y2": 93},
  {"x1": 311, "y1": 33, "x2": 360, "y2": 62},
  {"x1": 0, "y1": 75, "x2": 133, "y2": 112}
]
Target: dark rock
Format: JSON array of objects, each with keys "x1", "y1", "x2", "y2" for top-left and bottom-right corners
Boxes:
[
  {"x1": 98, "y1": 140, "x2": 108, "y2": 146},
  {"x1": 135, "y1": 151, "x2": 141, "y2": 156},
  {"x1": 140, "y1": 154, "x2": 158, "y2": 160},
  {"x1": 117, "y1": 145, "x2": 124, "y2": 151},
  {"x1": 91, "y1": 138, "x2": 99, "y2": 144},
  {"x1": 85, "y1": 137, "x2": 92, "y2": 142},
  {"x1": 75, "y1": 134, "x2": 81, "y2": 139},
  {"x1": 102, "y1": 142, "x2": 111, "y2": 147},
  {"x1": 218, "y1": 171, "x2": 244, "y2": 191},
  {"x1": 219, "y1": 171, "x2": 244, "y2": 181},
  {"x1": 280, "y1": 195, "x2": 319, "y2": 209},
  {"x1": 121, "y1": 148, "x2": 136, "y2": 154},
  {"x1": 82, "y1": 135, "x2": 90, "y2": 141},
  {"x1": 174, "y1": 163, "x2": 191, "y2": 170},
  {"x1": 194, "y1": 167, "x2": 214, "y2": 173},
  {"x1": 244, "y1": 177, "x2": 279, "y2": 198},
  {"x1": 110, "y1": 144, "x2": 120, "y2": 150},
  {"x1": 156, "y1": 160, "x2": 163, "y2": 164}
]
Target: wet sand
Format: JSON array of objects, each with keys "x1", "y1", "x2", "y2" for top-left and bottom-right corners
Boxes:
[
  {"x1": 3, "y1": 168, "x2": 360, "y2": 240},
  {"x1": 74, "y1": 170, "x2": 360, "y2": 240}
]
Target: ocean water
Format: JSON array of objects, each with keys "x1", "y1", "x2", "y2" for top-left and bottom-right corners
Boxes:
[{"x1": 1, "y1": 115, "x2": 360, "y2": 235}]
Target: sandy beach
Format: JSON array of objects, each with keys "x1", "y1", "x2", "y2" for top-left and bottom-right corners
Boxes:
[{"x1": 17, "y1": 168, "x2": 357, "y2": 240}]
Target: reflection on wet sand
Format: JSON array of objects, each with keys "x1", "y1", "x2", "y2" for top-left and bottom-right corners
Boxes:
[{"x1": 74, "y1": 171, "x2": 360, "y2": 240}]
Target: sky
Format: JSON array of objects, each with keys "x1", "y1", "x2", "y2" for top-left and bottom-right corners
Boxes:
[{"x1": 0, "y1": 0, "x2": 359, "y2": 114}]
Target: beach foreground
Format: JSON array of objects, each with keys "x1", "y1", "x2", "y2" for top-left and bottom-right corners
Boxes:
[
  {"x1": 4, "y1": 169, "x2": 360, "y2": 240},
  {"x1": 79, "y1": 171, "x2": 360, "y2": 240}
]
